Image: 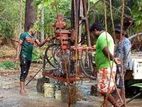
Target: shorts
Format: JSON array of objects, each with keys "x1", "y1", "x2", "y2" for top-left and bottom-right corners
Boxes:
[{"x1": 97, "y1": 66, "x2": 116, "y2": 94}]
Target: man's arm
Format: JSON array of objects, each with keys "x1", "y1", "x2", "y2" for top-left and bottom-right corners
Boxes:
[
  {"x1": 35, "y1": 38, "x2": 50, "y2": 47},
  {"x1": 103, "y1": 47, "x2": 121, "y2": 64},
  {"x1": 123, "y1": 41, "x2": 131, "y2": 67},
  {"x1": 103, "y1": 47, "x2": 114, "y2": 61},
  {"x1": 16, "y1": 40, "x2": 23, "y2": 60},
  {"x1": 35, "y1": 39, "x2": 47, "y2": 47}
]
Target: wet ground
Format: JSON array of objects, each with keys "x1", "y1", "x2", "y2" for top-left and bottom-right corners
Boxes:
[{"x1": 0, "y1": 64, "x2": 142, "y2": 107}]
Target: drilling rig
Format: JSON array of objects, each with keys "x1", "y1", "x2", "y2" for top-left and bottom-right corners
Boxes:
[{"x1": 41, "y1": 0, "x2": 96, "y2": 106}]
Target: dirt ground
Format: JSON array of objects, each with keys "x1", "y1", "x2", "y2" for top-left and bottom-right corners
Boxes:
[{"x1": 0, "y1": 63, "x2": 142, "y2": 107}]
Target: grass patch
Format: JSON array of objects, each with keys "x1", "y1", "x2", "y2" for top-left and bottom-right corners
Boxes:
[{"x1": 0, "y1": 61, "x2": 17, "y2": 70}]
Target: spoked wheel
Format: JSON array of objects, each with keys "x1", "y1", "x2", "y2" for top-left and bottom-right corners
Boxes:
[
  {"x1": 43, "y1": 44, "x2": 60, "y2": 70},
  {"x1": 80, "y1": 51, "x2": 96, "y2": 80}
]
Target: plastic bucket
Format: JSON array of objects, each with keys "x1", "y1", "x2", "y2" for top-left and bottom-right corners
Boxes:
[
  {"x1": 55, "y1": 90, "x2": 61, "y2": 100},
  {"x1": 43, "y1": 83, "x2": 54, "y2": 98}
]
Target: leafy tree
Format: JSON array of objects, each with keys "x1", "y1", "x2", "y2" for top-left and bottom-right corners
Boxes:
[
  {"x1": 35, "y1": 0, "x2": 71, "y2": 37},
  {"x1": 0, "y1": 0, "x2": 141, "y2": 45},
  {"x1": 131, "y1": 0, "x2": 142, "y2": 32},
  {"x1": 0, "y1": 0, "x2": 19, "y2": 40}
]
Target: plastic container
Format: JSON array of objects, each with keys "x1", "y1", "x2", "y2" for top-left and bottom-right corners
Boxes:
[
  {"x1": 43, "y1": 83, "x2": 54, "y2": 98},
  {"x1": 55, "y1": 90, "x2": 61, "y2": 100}
]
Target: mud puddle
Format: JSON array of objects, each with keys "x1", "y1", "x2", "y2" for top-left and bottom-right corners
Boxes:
[{"x1": 0, "y1": 64, "x2": 142, "y2": 107}]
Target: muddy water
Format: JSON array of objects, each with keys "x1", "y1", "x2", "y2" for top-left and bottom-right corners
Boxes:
[
  {"x1": 0, "y1": 79, "x2": 67, "y2": 107},
  {"x1": 0, "y1": 69, "x2": 142, "y2": 107},
  {"x1": 0, "y1": 75, "x2": 100, "y2": 107}
]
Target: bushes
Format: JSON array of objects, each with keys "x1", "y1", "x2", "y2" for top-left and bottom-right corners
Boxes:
[
  {"x1": 0, "y1": 0, "x2": 19, "y2": 44},
  {"x1": 0, "y1": 21, "x2": 14, "y2": 39}
]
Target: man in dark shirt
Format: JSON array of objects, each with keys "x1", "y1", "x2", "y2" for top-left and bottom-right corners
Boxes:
[{"x1": 16, "y1": 25, "x2": 49, "y2": 95}]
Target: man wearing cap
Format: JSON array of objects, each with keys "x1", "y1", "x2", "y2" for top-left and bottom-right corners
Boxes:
[
  {"x1": 115, "y1": 25, "x2": 131, "y2": 73},
  {"x1": 90, "y1": 22, "x2": 122, "y2": 107},
  {"x1": 114, "y1": 25, "x2": 131, "y2": 104}
]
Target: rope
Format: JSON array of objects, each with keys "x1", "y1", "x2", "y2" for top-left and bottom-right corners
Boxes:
[
  {"x1": 120, "y1": 0, "x2": 126, "y2": 106},
  {"x1": 103, "y1": 0, "x2": 131, "y2": 19},
  {"x1": 101, "y1": 0, "x2": 112, "y2": 106},
  {"x1": 26, "y1": 67, "x2": 43, "y2": 86},
  {"x1": 121, "y1": 0, "x2": 125, "y2": 36},
  {"x1": 103, "y1": 0, "x2": 107, "y2": 31},
  {"x1": 109, "y1": 0, "x2": 124, "y2": 105},
  {"x1": 109, "y1": 0, "x2": 116, "y2": 43}
]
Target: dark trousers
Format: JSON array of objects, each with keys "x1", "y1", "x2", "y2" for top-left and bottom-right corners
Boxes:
[{"x1": 20, "y1": 56, "x2": 31, "y2": 82}]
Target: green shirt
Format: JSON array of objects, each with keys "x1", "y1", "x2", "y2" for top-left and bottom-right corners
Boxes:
[
  {"x1": 20, "y1": 32, "x2": 35, "y2": 60},
  {"x1": 95, "y1": 32, "x2": 114, "y2": 70}
]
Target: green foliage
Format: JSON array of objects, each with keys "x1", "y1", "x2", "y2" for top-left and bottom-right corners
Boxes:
[
  {"x1": 0, "y1": 0, "x2": 19, "y2": 39},
  {"x1": 0, "y1": 61, "x2": 17, "y2": 70},
  {"x1": 0, "y1": 0, "x2": 142, "y2": 42},
  {"x1": 35, "y1": 0, "x2": 71, "y2": 36},
  {"x1": 131, "y1": 83, "x2": 142, "y2": 88},
  {"x1": 0, "y1": 21, "x2": 14, "y2": 39},
  {"x1": 132, "y1": 0, "x2": 142, "y2": 32},
  {"x1": 32, "y1": 48, "x2": 43, "y2": 62}
]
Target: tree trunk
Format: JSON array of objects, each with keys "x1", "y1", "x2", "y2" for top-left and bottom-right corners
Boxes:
[{"x1": 24, "y1": 0, "x2": 36, "y2": 32}]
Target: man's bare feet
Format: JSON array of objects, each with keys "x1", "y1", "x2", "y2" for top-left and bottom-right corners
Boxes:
[
  {"x1": 20, "y1": 89, "x2": 27, "y2": 96},
  {"x1": 114, "y1": 101, "x2": 124, "y2": 107}
]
